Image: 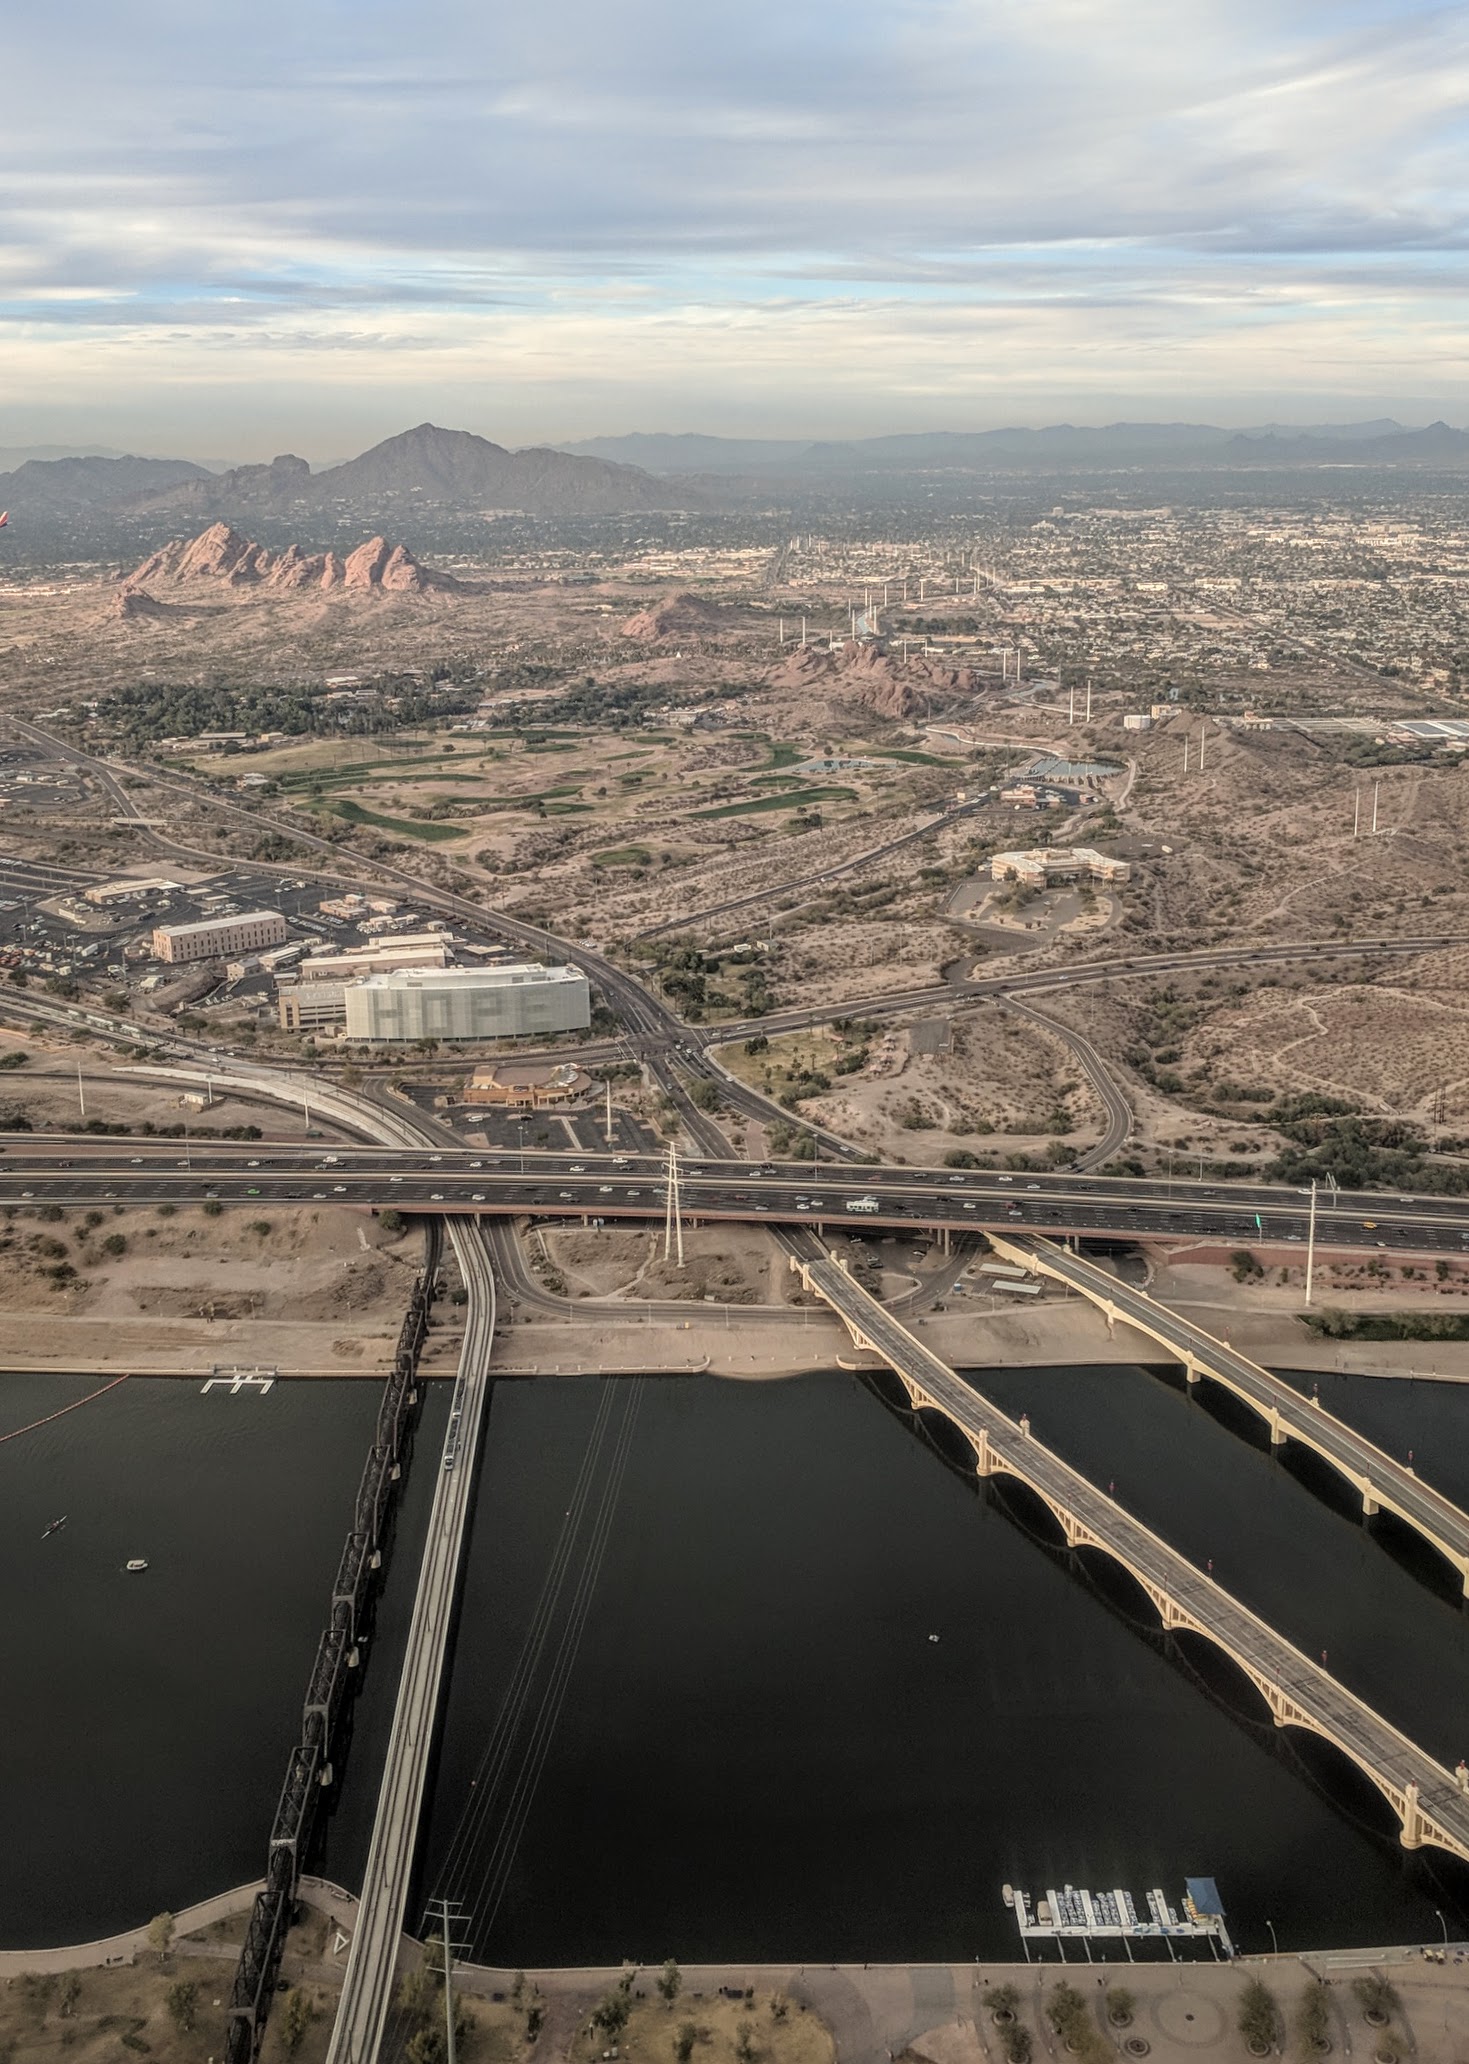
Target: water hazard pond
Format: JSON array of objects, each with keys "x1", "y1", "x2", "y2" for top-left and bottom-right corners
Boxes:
[{"x1": 3, "y1": 1362, "x2": 1467, "y2": 1961}]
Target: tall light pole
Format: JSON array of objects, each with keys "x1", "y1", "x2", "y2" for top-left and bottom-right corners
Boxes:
[
  {"x1": 1265, "y1": 1920, "x2": 1279, "y2": 1957},
  {"x1": 1304, "y1": 1180, "x2": 1317, "y2": 1307},
  {"x1": 1436, "y1": 1909, "x2": 1449, "y2": 1948}
]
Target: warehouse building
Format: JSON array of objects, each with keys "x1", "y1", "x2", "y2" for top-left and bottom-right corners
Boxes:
[
  {"x1": 343, "y1": 963, "x2": 590, "y2": 1044},
  {"x1": 151, "y1": 909, "x2": 289, "y2": 964}
]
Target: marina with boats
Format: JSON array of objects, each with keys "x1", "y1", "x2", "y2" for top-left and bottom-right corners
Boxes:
[{"x1": 1004, "y1": 1879, "x2": 1234, "y2": 1960}]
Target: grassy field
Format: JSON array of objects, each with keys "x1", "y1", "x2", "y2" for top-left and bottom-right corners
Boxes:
[
  {"x1": 692, "y1": 785, "x2": 858, "y2": 821},
  {"x1": 592, "y1": 845, "x2": 654, "y2": 867},
  {"x1": 719, "y1": 1027, "x2": 853, "y2": 1102},
  {"x1": 319, "y1": 798, "x2": 470, "y2": 841}
]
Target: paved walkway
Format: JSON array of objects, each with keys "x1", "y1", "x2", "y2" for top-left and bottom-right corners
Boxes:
[
  {"x1": 0, "y1": 1875, "x2": 358, "y2": 1978},
  {"x1": 464, "y1": 1950, "x2": 1469, "y2": 2064},
  {"x1": 7, "y1": 1896, "x2": 1469, "y2": 2064}
]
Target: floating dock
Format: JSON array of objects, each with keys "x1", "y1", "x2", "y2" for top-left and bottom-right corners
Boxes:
[{"x1": 1003, "y1": 1878, "x2": 1234, "y2": 1961}]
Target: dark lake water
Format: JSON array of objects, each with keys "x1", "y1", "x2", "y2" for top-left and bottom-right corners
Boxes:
[
  {"x1": 3, "y1": 1360, "x2": 1468, "y2": 1964},
  {"x1": 0, "y1": 1371, "x2": 446, "y2": 1951}
]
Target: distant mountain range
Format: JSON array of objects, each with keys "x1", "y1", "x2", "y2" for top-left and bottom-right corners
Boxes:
[
  {"x1": 3, "y1": 418, "x2": 1467, "y2": 535},
  {"x1": 560, "y1": 420, "x2": 1469, "y2": 474},
  {"x1": 0, "y1": 424, "x2": 689, "y2": 523},
  {"x1": 0, "y1": 453, "x2": 214, "y2": 511}
]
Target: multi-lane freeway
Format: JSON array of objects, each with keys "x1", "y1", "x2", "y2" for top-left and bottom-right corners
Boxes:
[{"x1": 3, "y1": 1133, "x2": 1469, "y2": 1256}]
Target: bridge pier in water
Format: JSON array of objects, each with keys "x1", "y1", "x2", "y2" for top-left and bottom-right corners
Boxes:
[{"x1": 791, "y1": 1244, "x2": 1469, "y2": 1871}]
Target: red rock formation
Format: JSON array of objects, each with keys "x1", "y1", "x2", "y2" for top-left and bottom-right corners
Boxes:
[
  {"x1": 121, "y1": 525, "x2": 461, "y2": 594},
  {"x1": 110, "y1": 587, "x2": 176, "y2": 622},
  {"x1": 764, "y1": 640, "x2": 985, "y2": 718},
  {"x1": 619, "y1": 591, "x2": 733, "y2": 643}
]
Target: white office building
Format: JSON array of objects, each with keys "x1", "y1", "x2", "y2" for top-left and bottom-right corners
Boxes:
[{"x1": 343, "y1": 963, "x2": 591, "y2": 1044}]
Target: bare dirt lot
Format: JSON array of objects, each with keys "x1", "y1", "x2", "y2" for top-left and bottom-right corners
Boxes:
[
  {"x1": 0, "y1": 1202, "x2": 425, "y2": 1374},
  {"x1": 725, "y1": 1006, "x2": 1103, "y2": 1166}
]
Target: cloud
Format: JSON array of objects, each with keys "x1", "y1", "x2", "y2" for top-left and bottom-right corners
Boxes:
[{"x1": 0, "y1": 0, "x2": 1465, "y2": 442}]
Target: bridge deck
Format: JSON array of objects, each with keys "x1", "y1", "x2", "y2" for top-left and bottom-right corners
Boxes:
[
  {"x1": 798, "y1": 1253, "x2": 1469, "y2": 1865},
  {"x1": 992, "y1": 1233, "x2": 1469, "y2": 1593}
]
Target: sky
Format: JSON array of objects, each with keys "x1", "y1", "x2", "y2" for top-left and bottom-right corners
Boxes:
[{"x1": 2, "y1": 0, "x2": 1467, "y2": 459}]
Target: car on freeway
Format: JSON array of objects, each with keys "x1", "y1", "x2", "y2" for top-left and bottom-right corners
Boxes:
[
  {"x1": 247, "y1": 1186, "x2": 261, "y2": 1195},
  {"x1": 430, "y1": 1192, "x2": 444, "y2": 1201},
  {"x1": 333, "y1": 1185, "x2": 346, "y2": 1193},
  {"x1": 570, "y1": 1163, "x2": 586, "y2": 1173},
  {"x1": 471, "y1": 1192, "x2": 485, "y2": 1201},
  {"x1": 599, "y1": 1184, "x2": 613, "y2": 1194}
]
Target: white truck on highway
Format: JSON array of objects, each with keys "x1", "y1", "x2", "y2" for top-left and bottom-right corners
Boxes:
[{"x1": 845, "y1": 1195, "x2": 880, "y2": 1213}]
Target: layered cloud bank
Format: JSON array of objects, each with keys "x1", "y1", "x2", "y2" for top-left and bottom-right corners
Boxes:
[{"x1": 2, "y1": 0, "x2": 1466, "y2": 451}]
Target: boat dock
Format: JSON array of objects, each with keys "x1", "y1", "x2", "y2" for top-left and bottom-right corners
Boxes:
[{"x1": 1004, "y1": 1878, "x2": 1234, "y2": 1961}]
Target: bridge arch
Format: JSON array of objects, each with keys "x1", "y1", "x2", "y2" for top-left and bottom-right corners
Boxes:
[{"x1": 921, "y1": 1385, "x2": 1460, "y2": 1858}]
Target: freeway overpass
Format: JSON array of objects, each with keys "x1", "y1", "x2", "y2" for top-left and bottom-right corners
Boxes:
[
  {"x1": 993, "y1": 1232, "x2": 1469, "y2": 1594},
  {"x1": 792, "y1": 1248, "x2": 1469, "y2": 1865},
  {"x1": 4, "y1": 1133, "x2": 1469, "y2": 1260}
]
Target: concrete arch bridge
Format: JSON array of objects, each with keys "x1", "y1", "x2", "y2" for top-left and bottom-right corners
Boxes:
[
  {"x1": 793, "y1": 1250, "x2": 1469, "y2": 1866},
  {"x1": 988, "y1": 1232, "x2": 1469, "y2": 1597}
]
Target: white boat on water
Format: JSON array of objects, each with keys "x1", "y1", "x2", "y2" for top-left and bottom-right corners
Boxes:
[{"x1": 125, "y1": 1558, "x2": 148, "y2": 1572}]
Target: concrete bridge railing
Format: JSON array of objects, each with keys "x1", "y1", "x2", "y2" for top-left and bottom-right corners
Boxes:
[
  {"x1": 988, "y1": 1232, "x2": 1469, "y2": 1597},
  {"x1": 793, "y1": 1250, "x2": 1469, "y2": 1865}
]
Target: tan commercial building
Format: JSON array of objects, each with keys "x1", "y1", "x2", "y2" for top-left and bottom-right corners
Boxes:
[
  {"x1": 152, "y1": 909, "x2": 289, "y2": 964},
  {"x1": 991, "y1": 846, "x2": 1131, "y2": 888},
  {"x1": 464, "y1": 1061, "x2": 594, "y2": 1109}
]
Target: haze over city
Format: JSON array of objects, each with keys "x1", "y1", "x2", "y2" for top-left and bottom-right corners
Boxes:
[{"x1": 4, "y1": 0, "x2": 1468, "y2": 457}]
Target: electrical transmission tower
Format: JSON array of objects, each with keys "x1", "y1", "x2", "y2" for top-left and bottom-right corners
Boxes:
[
  {"x1": 663, "y1": 1140, "x2": 685, "y2": 1267},
  {"x1": 421, "y1": 1899, "x2": 473, "y2": 2064}
]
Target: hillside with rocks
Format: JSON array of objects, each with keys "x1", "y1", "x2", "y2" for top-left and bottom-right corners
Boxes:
[
  {"x1": 619, "y1": 590, "x2": 741, "y2": 643},
  {"x1": 122, "y1": 524, "x2": 462, "y2": 594},
  {"x1": 765, "y1": 640, "x2": 984, "y2": 718}
]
